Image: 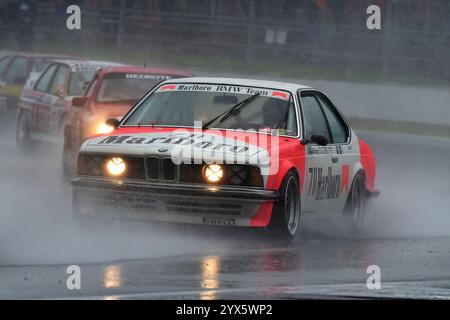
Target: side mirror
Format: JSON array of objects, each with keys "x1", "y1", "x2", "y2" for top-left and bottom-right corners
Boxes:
[
  {"x1": 309, "y1": 134, "x2": 329, "y2": 146},
  {"x1": 14, "y1": 76, "x2": 27, "y2": 85},
  {"x1": 72, "y1": 96, "x2": 89, "y2": 108},
  {"x1": 105, "y1": 118, "x2": 120, "y2": 130}
]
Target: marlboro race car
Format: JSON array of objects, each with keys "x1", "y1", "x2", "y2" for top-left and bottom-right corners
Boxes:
[
  {"x1": 16, "y1": 59, "x2": 123, "y2": 150},
  {"x1": 72, "y1": 77, "x2": 378, "y2": 239},
  {"x1": 62, "y1": 66, "x2": 191, "y2": 179}
]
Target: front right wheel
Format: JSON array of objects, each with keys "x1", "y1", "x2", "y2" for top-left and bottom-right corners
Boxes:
[
  {"x1": 267, "y1": 171, "x2": 301, "y2": 240},
  {"x1": 344, "y1": 173, "x2": 366, "y2": 235}
]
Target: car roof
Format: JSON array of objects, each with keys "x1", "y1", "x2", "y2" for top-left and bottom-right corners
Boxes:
[
  {"x1": 51, "y1": 59, "x2": 126, "y2": 69},
  {"x1": 161, "y1": 77, "x2": 312, "y2": 91},
  {"x1": 99, "y1": 66, "x2": 191, "y2": 77}
]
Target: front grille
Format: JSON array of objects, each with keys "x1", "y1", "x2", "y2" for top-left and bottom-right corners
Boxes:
[
  {"x1": 162, "y1": 158, "x2": 176, "y2": 181},
  {"x1": 179, "y1": 163, "x2": 263, "y2": 187},
  {"x1": 145, "y1": 157, "x2": 178, "y2": 182},
  {"x1": 78, "y1": 154, "x2": 263, "y2": 187},
  {"x1": 146, "y1": 157, "x2": 160, "y2": 180}
]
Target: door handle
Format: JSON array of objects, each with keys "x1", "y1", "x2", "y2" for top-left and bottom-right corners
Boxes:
[{"x1": 332, "y1": 156, "x2": 339, "y2": 163}]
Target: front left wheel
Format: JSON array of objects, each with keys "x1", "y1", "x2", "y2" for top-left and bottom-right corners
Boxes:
[
  {"x1": 267, "y1": 171, "x2": 301, "y2": 240},
  {"x1": 16, "y1": 110, "x2": 33, "y2": 151}
]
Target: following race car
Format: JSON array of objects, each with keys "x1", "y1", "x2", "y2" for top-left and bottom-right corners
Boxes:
[
  {"x1": 0, "y1": 53, "x2": 76, "y2": 112},
  {"x1": 16, "y1": 59, "x2": 123, "y2": 150},
  {"x1": 62, "y1": 66, "x2": 192, "y2": 179},
  {"x1": 72, "y1": 77, "x2": 378, "y2": 239}
]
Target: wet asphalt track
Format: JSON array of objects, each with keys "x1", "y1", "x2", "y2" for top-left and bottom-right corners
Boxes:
[{"x1": 0, "y1": 111, "x2": 449, "y2": 299}]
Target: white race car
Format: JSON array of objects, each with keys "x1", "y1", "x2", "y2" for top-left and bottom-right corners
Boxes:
[{"x1": 72, "y1": 77, "x2": 379, "y2": 239}]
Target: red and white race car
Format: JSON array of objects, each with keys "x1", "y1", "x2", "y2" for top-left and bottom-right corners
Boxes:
[
  {"x1": 72, "y1": 77, "x2": 378, "y2": 239},
  {"x1": 16, "y1": 59, "x2": 123, "y2": 149},
  {"x1": 62, "y1": 66, "x2": 192, "y2": 178}
]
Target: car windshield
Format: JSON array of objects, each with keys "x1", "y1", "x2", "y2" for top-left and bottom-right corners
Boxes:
[
  {"x1": 69, "y1": 69, "x2": 97, "y2": 96},
  {"x1": 96, "y1": 73, "x2": 171, "y2": 103},
  {"x1": 123, "y1": 83, "x2": 297, "y2": 135}
]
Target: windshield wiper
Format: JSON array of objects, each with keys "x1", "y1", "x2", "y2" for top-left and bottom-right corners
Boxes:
[{"x1": 202, "y1": 93, "x2": 260, "y2": 130}]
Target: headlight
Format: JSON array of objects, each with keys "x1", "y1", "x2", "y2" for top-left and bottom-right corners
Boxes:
[
  {"x1": 203, "y1": 164, "x2": 224, "y2": 183},
  {"x1": 106, "y1": 157, "x2": 126, "y2": 176},
  {"x1": 96, "y1": 122, "x2": 114, "y2": 135}
]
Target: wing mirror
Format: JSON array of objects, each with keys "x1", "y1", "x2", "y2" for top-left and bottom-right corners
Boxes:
[
  {"x1": 308, "y1": 134, "x2": 329, "y2": 146},
  {"x1": 53, "y1": 86, "x2": 65, "y2": 98},
  {"x1": 72, "y1": 96, "x2": 89, "y2": 108},
  {"x1": 105, "y1": 118, "x2": 120, "y2": 130}
]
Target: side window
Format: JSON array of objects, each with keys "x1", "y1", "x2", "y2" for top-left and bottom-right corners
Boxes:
[
  {"x1": 284, "y1": 100, "x2": 298, "y2": 136},
  {"x1": 4, "y1": 57, "x2": 28, "y2": 84},
  {"x1": 49, "y1": 65, "x2": 69, "y2": 96},
  {"x1": 315, "y1": 94, "x2": 348, "y2": 144},
  {"x1": 0, "y1": 56, "x2": 13, "y2": 78},
  {"x1": 35, "y1": 64, "x2": 58, "y2": 92},
  {"x1": 300, "y1": 94, "x2": 330, "y2": 142},
  {"x1": 31, "y1": 59, "x2": 51, "y2": 73}
]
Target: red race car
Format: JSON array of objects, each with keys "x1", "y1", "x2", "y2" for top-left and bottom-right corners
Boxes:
[
  {"x1": 16, "y1": 59, "x2": 123, "y2": 150},
  {"x1": 72, "y1": 77, "x2": 378, "y2": 239},
  {"x1": 62, "y1": 66, "x2": 192, "y2": 178}
]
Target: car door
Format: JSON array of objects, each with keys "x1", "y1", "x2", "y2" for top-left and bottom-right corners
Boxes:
[
  {"x1": 1, "y1": 56, "x2": 30, "y2": 109},
  {"x1": 0, "y1": 56, "x2": 13, "y2": 83},
  {"x1": 314, "y1": 92, "x2": 355, "y2": 212},
  {"x1": 299, "y1": 91, "x2": 341, "y2": 214},
  {"x1": 32, "y1": 64, "x2": 58, "y2": 135},
  {"x1": 47, "y1": 64, "x2": 70, "y2": 136},
  {"x1": 0, "y1": 56, "x2": 14, "y2": 110}
]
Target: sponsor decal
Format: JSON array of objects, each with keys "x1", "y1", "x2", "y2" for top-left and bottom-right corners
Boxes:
[
  {"x1": 71, "y1": 64, "x2": 101, "y2": 72},
  {"x1": 306, "y1": 146, "x2": 335, "y2": 155},
  {"x1": 125, "y1": 74, "x2": 172, "y2": 80},
  {"x1": 307, "y1": 167, "x2": 341, "y2": 200},
  {"x1": 341, "y1": 164, "x2": 349, "y2": 195},
  {"x1": 202, "y1": 217, "x2": 235, "y2": 226},
  {"x1": 88, "y1": 129, "x2": 278, "y2": 176},
  {"x1": 271, "y1": 91, "x2": 289, "y2": 100},
  {"x1": 155, "y1": 83, "x2": 291, "y2": 101},
  {"x1": 161, "y1": 85, "x2": 176, "y2": 91},
  {"x1": 96, "y1": 134, "x2": 250, "y2": 154}
]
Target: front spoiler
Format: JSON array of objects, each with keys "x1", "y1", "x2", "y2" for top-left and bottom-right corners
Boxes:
[
  {"x1": 71, "y1": 176, "x2": 278, "y2": 203},
  {"x1": 72, "y1": 177, "x2": 277, "y2": 227}
]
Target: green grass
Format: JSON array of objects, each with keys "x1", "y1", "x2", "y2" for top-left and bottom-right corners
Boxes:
[
  {"x1": 2, "y1": 43, "x2": 449, "y2": 139},
  {"x1": 348, "y1": 117, "x2": 450, "y2": 138},
  {"x1": 6, "y1": 41, "x2": 447, "y2": 89}
]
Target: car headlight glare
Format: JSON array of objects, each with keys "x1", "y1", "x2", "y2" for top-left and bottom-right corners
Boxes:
[
  {"x1": 96, "y1": 122, "x2": 114, "y2": 135},
  {"x1": 203, "y1": 164, "x2": 224, "y2": 183},
  {"x1": 106, "y1": 157, "x2": 126, "y2": 176}
]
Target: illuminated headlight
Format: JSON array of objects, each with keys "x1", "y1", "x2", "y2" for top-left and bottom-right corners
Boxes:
[
  {"x1": 96, "y1": 122, "x2": 114, "y2": 135},
  {"x1": 203, "y1": 164, "x2": 224, "y2": 183},
  {"x1": 106, "y1": 157, "x2": 126, "y2": 176}
]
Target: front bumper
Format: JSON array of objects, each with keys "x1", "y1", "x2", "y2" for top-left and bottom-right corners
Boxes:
[{"x1": 72, "y1": 177, "x2": 277, "y2": 227}]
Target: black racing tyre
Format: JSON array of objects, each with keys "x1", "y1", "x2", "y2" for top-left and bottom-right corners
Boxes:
[
  {"x1": 267, "y1": 171, "x2": 301, "y2": 240},
  {"x1": 16, "y1": 110, "x2": 33, "y2": 151},
  {"x1": 344, "y1": 173, "x2": 366, "y2": 235},
  {"x1": 62, "y1": 126, "x2": 77, "y2": 182}
]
